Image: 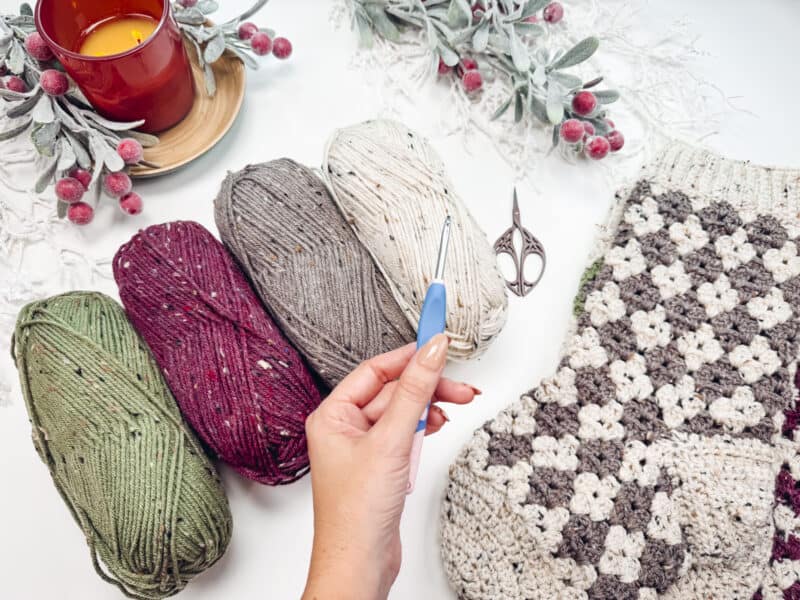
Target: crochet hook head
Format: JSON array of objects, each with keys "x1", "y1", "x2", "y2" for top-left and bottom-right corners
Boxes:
[{"x1": 434, "y1": 216, "x2": 452, "y2": 281}]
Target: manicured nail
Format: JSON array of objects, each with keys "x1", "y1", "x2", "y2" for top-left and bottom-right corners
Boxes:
[
  {"x1": 417, "y1": 333, "x2": 449, "y2": 370},
  {"x1": 435, "y1": 405, "x2": 450, "y2": 422},
  {"x1": 468, "y1": 385, "x2": 482, "y2": 396}
]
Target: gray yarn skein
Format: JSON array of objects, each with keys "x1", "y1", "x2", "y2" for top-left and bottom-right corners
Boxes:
[{"x1": 214, "y1": 158, "x2": 415, "y2": 387}]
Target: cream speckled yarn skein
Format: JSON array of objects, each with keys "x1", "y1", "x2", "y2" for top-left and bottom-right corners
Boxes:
[{"x1": 322, "y1": 119, "x2": 508, "y2": 359}]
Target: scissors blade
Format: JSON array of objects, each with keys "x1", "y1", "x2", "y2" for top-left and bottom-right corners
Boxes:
[{"x1": 512, "y1": 187, "x2": 521, "y2": 225}]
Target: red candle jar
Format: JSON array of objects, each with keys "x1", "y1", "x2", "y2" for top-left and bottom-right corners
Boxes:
[{"x1": 35, "y1": 0, "x2": 195, "y2": 133}]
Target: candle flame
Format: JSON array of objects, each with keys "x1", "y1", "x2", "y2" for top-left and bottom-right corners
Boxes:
[{"x1": 131, "y1": 29, "x2": 143, "y2": 45}]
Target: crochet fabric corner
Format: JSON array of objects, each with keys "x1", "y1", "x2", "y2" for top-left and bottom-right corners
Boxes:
[{"x1": 440, "y1": 142, "x2": 800, "y2": 600}]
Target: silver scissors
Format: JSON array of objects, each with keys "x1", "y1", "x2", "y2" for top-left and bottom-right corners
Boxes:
[{"x1": 493, "y1": 187, "x2": 546, "y2": 297}]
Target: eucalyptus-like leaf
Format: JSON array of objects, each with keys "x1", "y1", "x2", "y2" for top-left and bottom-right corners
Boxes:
[
  {"x1": 5, "y1": 87, "x2": 42, "y2": 118},
  {"x1": 227, "y1": 45, "x2": 259, "y2": 70},
  {"x1": 548, "y1": 71, "x2": 582, "y2": 90},
  {"x1": 550, "y1": 37, "x2": 599, "y2": 70},
  {"x1": 446, "y1": 0, "x2": 470, "y2": 29},
  {"x1": 508, "y1": 27, "x2": 530, "y2": 72},
  {"x1": 80, "y1": 110, "x2": 145, "y2": 131},
  {"x1": 425, "y1": 18, "x2": 438, "y2": 50},
  {"x1": 520, "y1": 0, "x2": 548, "y2": 18},
  {"x1": 8, "y1": 40, "x2": 24, "y2": 73},
  {"x1": 57, "y1": 137, "x2": 77, "y2": 171},
  {"x1": 204, "y1": 32, "x2": 226, "y2": 63},
  {"x1": 64, "y1": 129, "x2": 91, "y2": 169},
  {"x1": 545, "y1": 83, "x2": 564, "y2": 124},
  {"x1": 551, "y1": 124, "x2": 559, "y2": 149},
  {"x1": 0, "y1": 116, "x2": 30, "y2": 141},
  {"x1": 20, "y1": 3, "x2": 33, "y2": 17},
  {"x1": 124, "y1": 130, "x2": 159, "y2": 148},
  {"x1": 32, "y1": 94, "x2": 54, "y2": 124},
  {"x1": 514, "y1": 22, "x2": 543, "y2": 36},
  {"x1": 472, "y1": 21, "x2": 489, "y2": 52},
  {"x1": 532, "y1": 64, "x2": 546, "y2": 86},
  {"x1": 196, "y1": 0, "x2": 219, "y2": 14},
  {"x1": 514, "y1": 92, "x2": 523, "y2": 123},
  {"x1": 529, "y1": 94, "x2": 548, "y2": 124},
  {"x1": 175, "y1": 7, "x2": 206, "y2": 25},
  {"x1": 56, "y1": 199, "x2": 67, "y2": 219},
  {"x1": 364, "y1": 4, "x2": 400, "y2": 42},
  {"x1": 0, "y1": 86, "x2": 34, "y2": 100},
  {"x1": 204, "y1": 62, "x2": 216, "y2": 96},
  {"x1": 594, "y1": 89, "x2": 620, "y2": 104},
  {"x1": 35, "y1": 154, "x2": 58, "y2": 194},
  {"x1": 31, "y1": 121, "x2": 60, "y2": 156},
  {"x1": 491, "y1": 95, "x2": 513, "y2": 120},
  {"x1": 582, "y1": 76, "x2": 603, "y2": 89},
  {"x1": 438, "y1": 41, "x2": 459, "y2": 66},
  {"x1": 355, "y1": 10, "x2": 374, "y2": 48}
]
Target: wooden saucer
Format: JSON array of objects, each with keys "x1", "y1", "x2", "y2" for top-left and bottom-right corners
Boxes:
[{"x1": 130, "y1": 46, "x2": 245, "y2": 178}]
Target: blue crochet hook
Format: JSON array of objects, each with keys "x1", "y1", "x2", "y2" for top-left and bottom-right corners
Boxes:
[{"x1": 407, "y1": 215, "x2": 452, "y2": 494}]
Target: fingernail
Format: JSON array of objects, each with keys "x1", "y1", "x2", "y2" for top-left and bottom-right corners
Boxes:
[
  {"x1": 436, "y1": 405, "x2": 450, "y2": 422},
  {"x1": 468, "y1": 385, "x2": 482, "y2": 396},
  {"x1": 417, "y1": 333, "x2": 449, "y2": 370}
]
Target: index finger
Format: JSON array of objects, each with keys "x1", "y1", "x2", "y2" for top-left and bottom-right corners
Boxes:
[{"x1": 325, "y1": 343, "x2": 416, "y2": 407}]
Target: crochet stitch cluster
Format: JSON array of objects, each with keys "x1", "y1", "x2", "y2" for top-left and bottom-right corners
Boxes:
[{"x1": 441, "y1": 143, "x2": 800, "y2": 599}]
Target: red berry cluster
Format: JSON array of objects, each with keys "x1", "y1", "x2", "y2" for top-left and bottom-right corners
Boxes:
[
  {"x1": 54, "y1": 138, "x2": 146, "y2": 225},
  {"x1": 438, "y1": 57, "x2": 483, "y2": 94},
  {"x1": 558, "y1": 90, "x2": 624, "y2": 160},
  {"x1": 237, "y1": 21, "x2": 292, "y2": 60}
]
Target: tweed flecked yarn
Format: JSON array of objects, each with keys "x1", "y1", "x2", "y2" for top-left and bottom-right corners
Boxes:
[
  {"x1": 114, "y1": 221, "x2": 321, "y2": 485},
  {"x1": 214, "y1": 158, "x2": 415, "y2": 387},
  {"x1": 13, "y1": 292, "x2": 232, "y2": 599},
  {"x1": 322, "y1": 119, "x2": 508, "y2": 360},
  {"x1": 441, "y1": 142, "x2": 800, "y2": 599}
]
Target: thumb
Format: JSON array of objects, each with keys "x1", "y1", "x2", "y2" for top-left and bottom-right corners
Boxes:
[{"x1": 370, "y1": 334, "x2": 449, "y2": 451}]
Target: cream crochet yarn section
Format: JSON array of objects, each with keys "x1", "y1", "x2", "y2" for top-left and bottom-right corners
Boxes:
[
  {"x1": 440, "y1": 140, "x2": 800, "y2": 600},
  {"x1": 321, "y1": 119, "x2": 508, "y2": 359}
]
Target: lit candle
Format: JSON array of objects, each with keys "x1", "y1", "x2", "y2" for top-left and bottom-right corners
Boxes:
[{"x1": 77, "y1": 14, "x2": 158, "y2": 57}]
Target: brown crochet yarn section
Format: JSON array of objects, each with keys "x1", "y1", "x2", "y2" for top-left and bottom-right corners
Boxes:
[
  {"x1": 214, "y1": 158, "x2": 415, "y2": 388},
  {"x1": 441, "y1": 142, "x2": 800, "y2": 599}
]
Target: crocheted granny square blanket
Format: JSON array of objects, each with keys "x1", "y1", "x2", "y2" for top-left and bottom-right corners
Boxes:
[{"x1": 441, "y1": 142, "x2": 800, "y2": 600}]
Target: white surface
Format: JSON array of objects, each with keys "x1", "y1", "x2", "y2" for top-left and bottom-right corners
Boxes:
[{"x1": 0, "y1": 1, "x2": 798, "y2": 598}]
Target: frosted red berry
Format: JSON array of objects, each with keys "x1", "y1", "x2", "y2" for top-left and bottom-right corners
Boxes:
[
  {"x1": 55, "y1": 177, "x2": 84, "y2": 204},
  {"x1": 6, "y1": 76, "x2": 26, "y2": 93},
  {"x1": 103, "y1": 172, "x2": 132, "y2": 198},
  {"x1": 69, "y1": 168, "x2": 92, "y2": 190},
  {"x1": 605, "y1": 118, "x2": 615, "y2": 129},
  {"x1": 117, "y1": 138, "x2": 144, "y2": 164},
  {"x1": 67, "y1": 202, "x2": 94, "y2": 225},
  {"x1": 119, "y1": 192, "x2": 143, "y2": 215},
  {"x1": 606, "y1": 130, "x2": 625, "y2": 152},
  {"x1": 40, "y1": 69, "x2": 69, "y2": 96},
  {"x1": 25, "y1": 33, "x2": 54, "y2": 62},
  {"x1": 272, "y1": 37, "x2": 292, "y2": 59},
  {"x1": 461, "y1": 57, "x2": 478, "y2": 71},
  {"x1": 251, "y1": 32, "x2": 272, "y2": 56},
  {"x1": 543, "y1": 2, "x2": 564, "y2": 23},
  {"x1": 438, "y1": 58, "x2": 452, "y2": 75},
  {"x1": 582, "y1": 121, "x2": 595, "y2": 138},
  {"x1": 572, "y1": 91, "x2": 597, "y2": 116},
  {"x1": 585, "y1": 136, "x2": 610, "y2": 160},
  {"x1": 178, "y1": 0, "x2": 197, "y2": 7},
  {"x1": 462, "y1": 69, "x2": 482, "y2": 93},
  {"x1": 560, "y1": 119, "x2": 584, "y2": 144},
  {"x1": 238, "y1": 22, "x2": 259, "y2": 40}
]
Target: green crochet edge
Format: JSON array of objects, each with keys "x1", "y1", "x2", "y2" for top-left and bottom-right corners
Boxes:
[{"x1": 572, "y1": 258, "x2": 604, "y2": 318}]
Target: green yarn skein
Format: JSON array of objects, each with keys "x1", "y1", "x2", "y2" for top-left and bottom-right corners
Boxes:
[{"x1": 13, "y1": 292, "x2": 232, "y2": 599}]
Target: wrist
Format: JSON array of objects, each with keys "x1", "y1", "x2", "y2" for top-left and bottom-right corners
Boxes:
[{"x1": 303, "y1": 533, "x2": 394, "y2": 600}]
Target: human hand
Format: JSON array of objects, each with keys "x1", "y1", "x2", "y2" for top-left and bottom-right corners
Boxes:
[{"x1": 301, "y1": 335, "x2": 478, "y2": 600}]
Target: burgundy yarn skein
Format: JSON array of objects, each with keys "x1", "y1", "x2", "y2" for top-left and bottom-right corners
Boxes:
[{"x1": 114, "y1": 221, "x2": 322, "y2": 485}]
